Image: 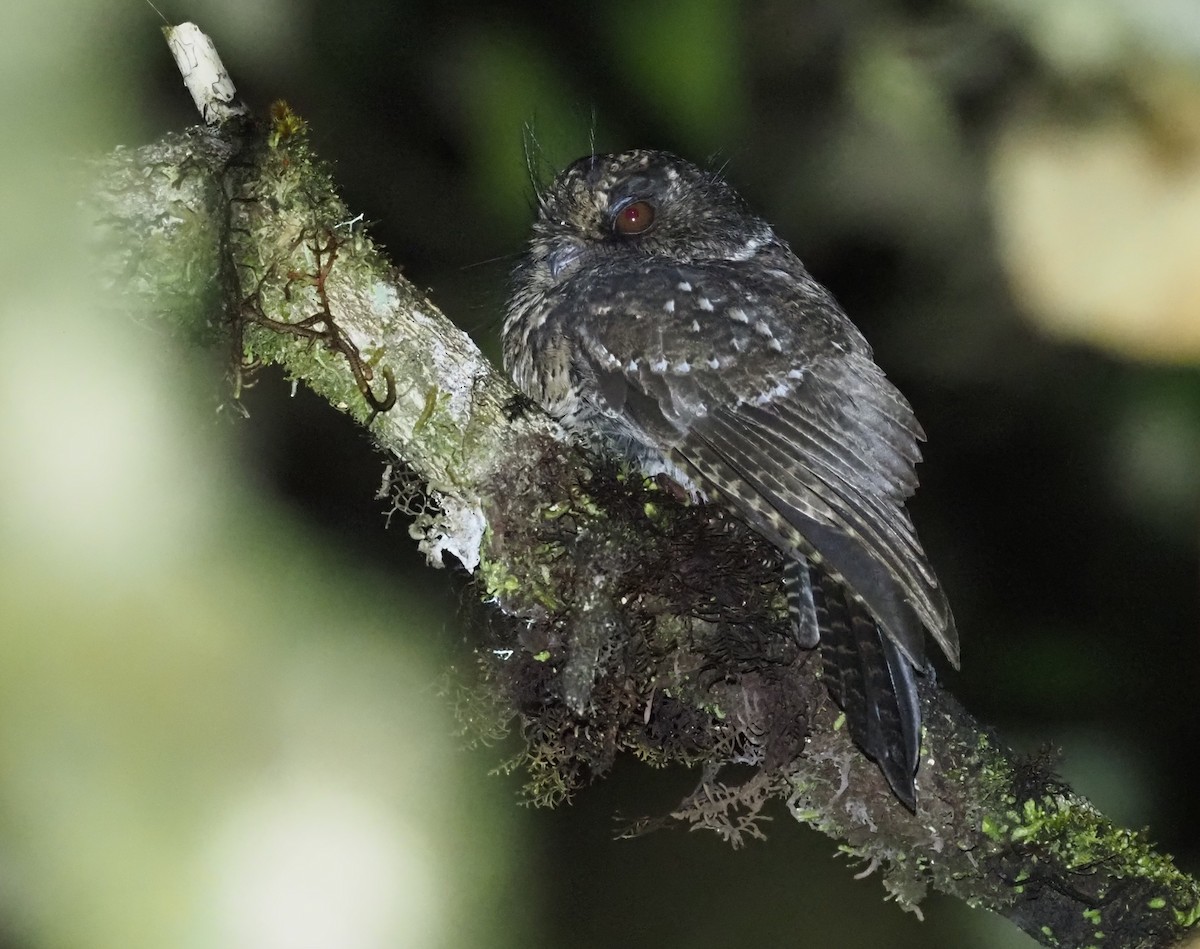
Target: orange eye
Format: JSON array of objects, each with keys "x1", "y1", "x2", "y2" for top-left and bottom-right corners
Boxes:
[{"x1": 613, "y1": 199, "x2": 656, "y2": 236}]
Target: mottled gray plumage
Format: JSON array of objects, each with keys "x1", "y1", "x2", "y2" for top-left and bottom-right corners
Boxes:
[{"x1": 503, "y1": 149, "x2": 958, "y2": 808}]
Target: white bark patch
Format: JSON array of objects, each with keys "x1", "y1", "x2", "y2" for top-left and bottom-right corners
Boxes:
[
  {"x1": 411, "y1": 493, "x2": 485, "y2": 572},
  {"x1": 164, "y1": 23, "x2": 248, "y2": 126}
]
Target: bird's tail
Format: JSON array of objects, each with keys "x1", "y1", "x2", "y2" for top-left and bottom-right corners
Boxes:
[{"x1": 806, "y1": 564, "x2": 922, "y2": 810}]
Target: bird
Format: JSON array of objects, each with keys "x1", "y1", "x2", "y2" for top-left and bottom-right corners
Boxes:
[{"x1": 502, "y1": 148, "x2": 959, "y2": 809}]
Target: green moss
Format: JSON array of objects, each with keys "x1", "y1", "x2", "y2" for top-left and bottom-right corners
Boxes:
[
  {"x1": 978, "y1": 791, "x2": 1200, "y2": 932},
  {"x1": 541, "y1": 500, "x2": 573, "y2": 520},
  {"x1": 413, "y1": 387, "x2": 443, "y2": 433},
  {"x1": 267, "y1": 99, "x2": 309, "y2": 148},
  {"x1": 1174, "y1": 900, "x2": 1200, "y2": 927},
  {"x1": 478, "y1": 521, "x2": 567, "y2": 612},
  {"x1": 981, "y1": 815, "x2": 1002, "y2": 841}
]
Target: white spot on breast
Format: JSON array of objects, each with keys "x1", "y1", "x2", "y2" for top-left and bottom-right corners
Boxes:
[
  {"x1": 754, "y1": 320, "x2": 773, "y2": 338},
  {"x1": 750, "y1": 380, "x2": 794, "y2": 406},
  {"x1": 650, "y1": 357, "x2": 668, "y2": 372},
  {"x1": 786, "y1": 368, "x2": 806, "y2": 380},
  {"x1": 672, "y1": 360, "x2": 691, "y2": 374},
  {"x1": 698, "y1": 297, "x2": 714, "y2": 312},
  {"x1": 677, "y1": 280, "x2": 692, "y2": 292},
  {"x1": 626, "y1": 359, "x2": 640, "y2": 372},
  {"x1": 663, "y1": 299, "x2": 675, "y2": 314},
  {"x1": 728, "y1": 307, "x2": 749, "y2": 323},
  {"x1": 768, "y1": 338, "x2": 784, "y2": 352},
  {"x1": 731, "y1": 336, "x2": 748, "y2": 352},
  {"x1": 705, "y1": 356, "x2": 721, "y2": 369},
  {"x1": 593, "y1": 345, "x2": 620, "y2": 368},
  {"x1": 690, "y1": 320, "x2": 701, "y2": 332}
]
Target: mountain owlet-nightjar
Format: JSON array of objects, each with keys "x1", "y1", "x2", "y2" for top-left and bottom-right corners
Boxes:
[{"x1": 503, "y1": 149, "x2": 959, "y2": 809}]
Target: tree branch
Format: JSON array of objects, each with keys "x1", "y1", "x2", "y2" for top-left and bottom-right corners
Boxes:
[{"x1": 86, "y1": 24, "x2": 1200, "y2": 949}]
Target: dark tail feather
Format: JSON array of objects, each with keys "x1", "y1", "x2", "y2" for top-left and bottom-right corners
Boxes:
[{"x1": 810, "y1": 565, "x2": 922, "y2": 810}]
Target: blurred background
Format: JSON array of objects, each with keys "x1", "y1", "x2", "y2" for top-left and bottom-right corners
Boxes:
[{"x1": 3, "y1": 0, "x2": 1198, "y2": 946}]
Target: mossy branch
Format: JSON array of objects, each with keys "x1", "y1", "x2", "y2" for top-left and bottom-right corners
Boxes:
[{"x1": 86, "y1": 29, "x2": 1200, "y2": 949}]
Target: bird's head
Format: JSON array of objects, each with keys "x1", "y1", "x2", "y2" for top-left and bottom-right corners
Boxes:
[{"x1": 520, "y1": 149, "x2": 780, "y2": 288}]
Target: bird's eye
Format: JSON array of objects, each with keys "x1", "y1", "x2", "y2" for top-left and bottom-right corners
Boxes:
[{"x1": 613, "y1": 200, "x2": 656, "y2": 236}]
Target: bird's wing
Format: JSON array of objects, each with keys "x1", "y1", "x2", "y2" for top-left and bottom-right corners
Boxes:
[{"x1": 562, "y1": 258, "x2": 959, "y2": 668}]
